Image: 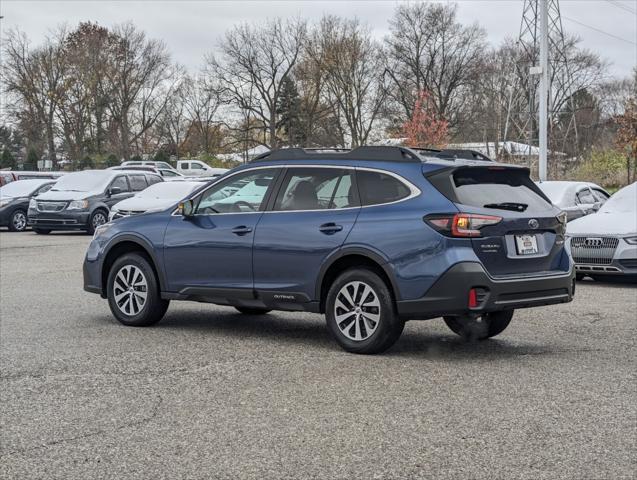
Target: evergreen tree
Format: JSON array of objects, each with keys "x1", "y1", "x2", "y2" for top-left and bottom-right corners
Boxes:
[
  {"x1": 276, "y1": 76, "x2": 302, "y2": 146},
  {"x1": 105, "y1": 153, "x2": 119, "y2": 167},
  {"x1": 154, "y1": 150, "x2": 170, "y2": 163},
  {"x1": 79, "y1": 155, "x2": 94, "y2": 170},
  {"x1": 24, "y1": 148, "x2": 39, "y2": 170},
  {"x1": 1, "y1": 149, "x2": 16, "y2": 169}
]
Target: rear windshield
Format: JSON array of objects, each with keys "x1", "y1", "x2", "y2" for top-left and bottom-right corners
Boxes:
[{"x1": 430, "y1": 167, "x2": 552, "y2": 212}]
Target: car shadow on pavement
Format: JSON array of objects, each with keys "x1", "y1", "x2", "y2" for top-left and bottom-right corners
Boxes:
[{"x1": 139, "y1": 309, "x2": 568, "y2": 360}]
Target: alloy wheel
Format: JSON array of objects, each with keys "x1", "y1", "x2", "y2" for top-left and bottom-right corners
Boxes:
[
  {"x1": 12, "y1": 211, "x2": 27, "y2": 231},
  {"x1": 334, "y1": 281, "x2": 381, "y2": 341},
  {"x1": 113, "y1": 265, "x2": 148, "y2": 316},
  {"x1": 92, "y1": 212, "x2": 107, "y2": 228}
]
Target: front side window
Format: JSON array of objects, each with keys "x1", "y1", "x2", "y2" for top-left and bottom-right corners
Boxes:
[
  {"x1": 273, "y1": 168, "x2": 357, "y2": 211},
  {"x1": 110, "y1": 176, "x2": 130, "y2": 193},
  {"x1": 195, "y1": 169, "x2": 277, "y2": 214},
  {"x1": 190, "y1": 162, "x2": 205, "y2": 170},
  {"x1": 357, "y1": 170, "x2": 411, "y2": 206},
  {"x1": 129, "y1": 175, "x2": 148, "y2": 191}
]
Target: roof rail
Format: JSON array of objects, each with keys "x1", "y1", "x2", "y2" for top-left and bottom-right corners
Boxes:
[{"x1": 250, "y1": 146, "x2": 422, "y2": 163}]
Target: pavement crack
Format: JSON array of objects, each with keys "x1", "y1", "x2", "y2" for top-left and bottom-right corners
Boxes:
[{"x1": 0, "y1": 395, "x2": 163, "y2": 458}]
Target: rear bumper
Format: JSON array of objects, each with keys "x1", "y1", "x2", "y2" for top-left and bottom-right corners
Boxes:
[
  {"x1": 28, "y1": 210, "x2": 90, "y2": 230},
  {"x1": 397, "y1": 262, "x2": 575, "y2": 319}
]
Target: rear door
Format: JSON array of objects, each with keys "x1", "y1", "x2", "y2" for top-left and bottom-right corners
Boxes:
[
  {"x1": 252, "y1": 167, "x2": 360, "y2": 303},
  {"x1": 429, "y1": 166, "x2": 567, "y2": 277}
]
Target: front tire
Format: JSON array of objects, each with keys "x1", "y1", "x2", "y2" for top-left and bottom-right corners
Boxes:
[
  {"x1": 106, "y1": 253, "x2": 169, "y2": 326},
  {"x1": 325, "y1": 268, "x2": 404, "y2": 354},
  {"x1": 8, "y1": 209, "x2": 27, "y2": 232},
  {"x1": 443, "y1": 310, "x2": 514, "y2": 341},
  {"x1": 87, "y1": 209, "x2": 108, "y2": 235}
]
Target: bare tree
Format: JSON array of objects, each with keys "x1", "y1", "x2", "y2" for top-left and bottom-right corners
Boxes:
[
  {"x1": 181, "y1": 74, "x2": 223, "y2": 155},
  {"x1": 103, "y1": 23, "x2": 180, "y2": 160},
  {"x1": 384, "y1": 3, "x2": 487, "y2": 130},
  {"x1": 206, "y1": 18, "x2": 307, "y2": 149},
  {"x1": 308, "y1": 16, "x2": 387, "y2": 147},
  {"x1": 3, "y1": 29, "x2": 66, "y2": 164},
  {"x1": 59, "y1": 22, "x2": 119, "y2": 159}
]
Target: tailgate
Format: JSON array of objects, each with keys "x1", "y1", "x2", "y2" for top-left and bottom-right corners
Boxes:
[{"x1": 427, "y1": 165, "x2": 568, "y2": 277}]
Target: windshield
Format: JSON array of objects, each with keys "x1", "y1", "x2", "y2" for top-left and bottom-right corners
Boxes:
[
  {"x1": 51, "y1": 171, "x2": 110, "y2": 192},
  {"x1": 136, "y1": 182, "x2": 200, "y2": 200},
  {"x1": 600, "y1": 183, "x2": 636, "y2": 213},
  {"x1": 0, "y1": 179, "x2": 49, "y2": 198}
]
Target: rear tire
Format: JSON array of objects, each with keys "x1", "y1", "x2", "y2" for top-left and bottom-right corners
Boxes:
[
  {"x1": 8, "y1": 209, "x2": 27, "y2": 232},
  {"x1": 235, "y1": 307, "x2": 271, "y2": 315},
  {"x1": 106, "y1": 253, "x2": 169, "y2": 327},
  {"x1": 33, "y1": 228, "x2": 51, "y2": 234},
  {"x1": 444, "y1": 310, "x2": 514, "y2": 341},
  {"x1": 325, "y1": 268, "x2": 404, "y2": 354}
]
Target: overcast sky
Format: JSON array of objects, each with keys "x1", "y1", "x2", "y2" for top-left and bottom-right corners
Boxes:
[{"x1": 1, "y1": 0, "x2": 636, "y2": 79}]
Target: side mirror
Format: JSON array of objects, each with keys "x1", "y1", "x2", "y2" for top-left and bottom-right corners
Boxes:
[
  {"x1": 109, "y1": 186, "x2": 122, "y2": 196},
  {"x1": 179, "y1": 199, "x2": 195, "y2": 218}
]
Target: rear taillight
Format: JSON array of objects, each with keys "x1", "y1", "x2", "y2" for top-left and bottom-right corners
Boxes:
[
  {"x1": 556, "y1": 211, "x2": 567, "y2": 235},
  {"x1": 425, "y1": 213, "x2": 502, "y2": 238}
]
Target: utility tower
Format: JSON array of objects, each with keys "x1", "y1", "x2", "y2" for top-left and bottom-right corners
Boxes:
[{"x1": 504, "y1": 0, "x2": 579, "y2": 180}]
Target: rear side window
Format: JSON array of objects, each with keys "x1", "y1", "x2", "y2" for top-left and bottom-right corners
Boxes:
[
  {"x1": 129, "y1": 175, "x2": 148, "y2": 191},
  {"x1": 576, "y1": 188, "x2": 596, "y2": 204},
  {"x1": 447, "y1": 168, "x2": 551, "y2": 212},
  {"x1": 146, "y1": 174, "x2": 163, "y2": 185},
  {"x1": 357, "y1": 171, "x2": 411, "y2": 206},
  {"x1": 274, "y1": 168, "x2": 357, "y2": 211}
]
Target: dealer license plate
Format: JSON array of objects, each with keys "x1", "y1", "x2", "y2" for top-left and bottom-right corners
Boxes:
[{"x1": 515, "y1": 234, "x2": 538, "y2": 255}]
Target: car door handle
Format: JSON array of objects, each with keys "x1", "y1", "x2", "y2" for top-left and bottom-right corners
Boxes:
[
  {"x1": 231, "y1": 226, "x2": 253, "y2": 236},
  {"x1": 319, "y1": 223, "x2": 343, "y2": 234}
]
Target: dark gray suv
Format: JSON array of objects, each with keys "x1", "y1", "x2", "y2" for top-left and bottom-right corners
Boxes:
[{"x1": 28, "y1": 170, "x2": 162, "y2": 234}]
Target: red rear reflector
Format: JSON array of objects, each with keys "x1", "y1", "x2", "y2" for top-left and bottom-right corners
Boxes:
[{"x1": 468, "y1": 288, "x2": 478, "y2": 308}]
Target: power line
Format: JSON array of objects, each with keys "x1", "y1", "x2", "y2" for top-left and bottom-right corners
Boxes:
[
  {"x1": 562, "y1": 15, "x2": 637, "y2": 45},
  {"x1": 604, "y1": 0, "x2": 637, "y2": 15}
]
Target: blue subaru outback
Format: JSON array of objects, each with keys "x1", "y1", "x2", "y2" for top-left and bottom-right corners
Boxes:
[{"x1": 84, "y1": 146, "x2": 574, "y2": 354}]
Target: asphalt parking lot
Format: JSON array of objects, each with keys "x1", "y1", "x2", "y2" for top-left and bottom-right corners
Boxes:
[{"x1": 0, "y1": 231, "x2": 635, "y2": 479}]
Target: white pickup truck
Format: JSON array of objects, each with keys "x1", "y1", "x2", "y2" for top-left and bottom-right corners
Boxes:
[{"x1": 176, "y1": 160, "x2": 229, "y2": 178}]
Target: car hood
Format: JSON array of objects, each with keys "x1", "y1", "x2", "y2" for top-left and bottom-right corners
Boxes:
[
  {"x1": 567, "y1": 211, "x2": 637, "y2": 236},
  {"x1": 112, "y1": 196, "x2": 176, "y2": 212},
  {"x1": 36, "y1": 190, "x2": 95, "y2": 201}
]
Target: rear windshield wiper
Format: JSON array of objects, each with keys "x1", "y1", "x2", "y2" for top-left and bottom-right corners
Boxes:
[{"x1": 483, "y1": 202, "x2": 528, "y2": 212}]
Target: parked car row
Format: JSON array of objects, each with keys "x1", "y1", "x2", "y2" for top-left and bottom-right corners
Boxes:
[
  {"x1": 120, "y1": 159, "x2": 229, "y2": 178},
  {"x1": 2, "y1": 157, "x2": 635, "y2": 285},
  {"x1": 0, "y1": 170, "x2": 65, "y2": 187}
]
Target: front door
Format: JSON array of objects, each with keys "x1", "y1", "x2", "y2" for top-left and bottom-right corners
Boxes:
[
  {"x1": 163, "y1": 168, "x2": 279, "y2": 293},
  {"x1": 253, "y1": 167, "x2": 361, "y2": 302},
  {"x1": 105, "y1": 175, "x2": 133, "y2": 208}
]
